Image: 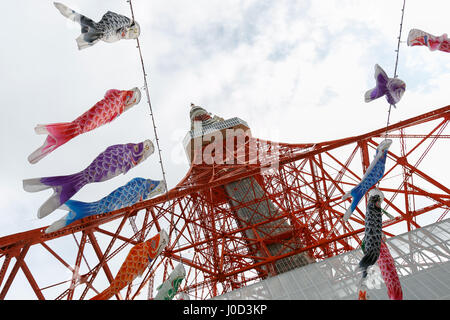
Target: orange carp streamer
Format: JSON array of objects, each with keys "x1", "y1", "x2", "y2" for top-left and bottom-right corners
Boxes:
[
  {"x1": 358, "y1": 290, "x2": 369, "y2": 300},
  {"x1": 91, "y1": 229, "x2": 168, "y2": 300}
]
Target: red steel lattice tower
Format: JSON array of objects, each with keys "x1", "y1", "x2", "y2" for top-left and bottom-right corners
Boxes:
[{"x1": 0, "y1": 104, "x2": 449, "y2": 300}]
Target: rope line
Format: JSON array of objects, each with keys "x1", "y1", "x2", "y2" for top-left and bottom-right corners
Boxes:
[
  {"x1": 393, "y1": 0, "x2": 406, "y2": 78},
  {"x1": 127, "y1": 0, "x2": 185, "y2": 299},
  {"x1": 127, "y1": 0, "x2": 168, "y2": 196},
  {"x1": 377, "y1": 0, "x2": 407, "y2": 216},
  {"x1": 385, "y1": 0, "x2": 406, "y2": 138}
]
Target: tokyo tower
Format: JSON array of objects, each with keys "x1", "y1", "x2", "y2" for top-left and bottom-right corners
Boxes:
[{"x1": 0, "y1": 104, "x2": 448, "y2": 300}]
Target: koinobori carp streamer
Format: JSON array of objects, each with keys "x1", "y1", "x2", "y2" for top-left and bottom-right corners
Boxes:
[
  {"x1": 28, "y1": 88, "x2": 141, "y2": 164},
  {"x1": 23, "y1": 140, "x2": 154, "y2": 218}
]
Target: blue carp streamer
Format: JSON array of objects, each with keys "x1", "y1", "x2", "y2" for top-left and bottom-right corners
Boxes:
[
  {"x1": 342, "y1": 139, "x2": 391, "y2": 221},
  {"x1": 45, "y1": 177, "x2": 166, "y2": 233}
]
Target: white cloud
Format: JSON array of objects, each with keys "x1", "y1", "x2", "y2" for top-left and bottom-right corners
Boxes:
[{"x1": 0, "y1": 0, "x2": 449, "y2": 299}]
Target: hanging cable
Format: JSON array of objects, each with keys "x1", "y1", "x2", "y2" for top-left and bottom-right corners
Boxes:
[
  {"x1": 385, "y1": 0, "x2": 406, "y2": 138},
  {"x1": 127, "y1": 0, "x2": 168, "y2": 197},
  {"x1": 126, "y1": 1, "x2": 185, "y2": 299},
  {"x1": 393, "y1": 0, "x2": 406, "y2": 79},
  {"x1": 378, "y1": 0, "x2": 406, "y2": 209}
]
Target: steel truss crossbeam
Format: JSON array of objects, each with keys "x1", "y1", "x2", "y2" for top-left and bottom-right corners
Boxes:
[{"x1": 0, "y1": 106, "x2": 448, "y2": 299}]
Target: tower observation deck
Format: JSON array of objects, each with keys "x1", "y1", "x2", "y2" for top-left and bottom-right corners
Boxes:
[{"x1": 183, "y1": 104, "x2": 314, "y2": 276}]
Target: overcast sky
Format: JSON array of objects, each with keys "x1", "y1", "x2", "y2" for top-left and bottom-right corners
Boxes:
[{"x1": 0, "y1": 0, "x2": 449, "y2": 299}]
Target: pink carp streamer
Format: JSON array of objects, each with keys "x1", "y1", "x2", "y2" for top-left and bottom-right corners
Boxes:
[
  {"x1": 378, "y1": 240, "x2": 403, "y2": 300},
  {"x1": 28, "y1": 88, "x2": 141, "y2": 164},
  {"x1": 407, "y1": 29, "x2": 450, "y2": 53}
]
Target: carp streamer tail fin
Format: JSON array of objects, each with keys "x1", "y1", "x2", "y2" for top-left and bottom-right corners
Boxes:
[
  {"x1": 90, "y1": 288, "x2": 112, "y2": 300},
  {"x1": 54, "y1": 2, "x2": 102, "y2": 50},
  {"x1": 28, "y1": 122, "x2": 80, "y2": 164},
  {"x1": 342, "y1": 186, "x2": 364, "y2": 221},
  {"x1": 24, "y1": 172, "x2": 86, "y2": 218},
  {"x1": 45, "y1": 200, "x2": 97, "y2": 233}
]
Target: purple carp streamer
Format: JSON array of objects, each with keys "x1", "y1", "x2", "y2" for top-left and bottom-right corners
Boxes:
[
  {"x1": 54, "y1": 2, "x2": 140, "y2": 50},
  {"x1": 23, "y1": 140, "x2": 154, "y2": 218},
  {"x1": 365, "y1": 64, "x2": 406, "y2": 106}
]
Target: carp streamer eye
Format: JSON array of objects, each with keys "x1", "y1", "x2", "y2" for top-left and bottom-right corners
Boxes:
[{"x1": 134, "y1": 145, "x2": 139, "y2": 153}]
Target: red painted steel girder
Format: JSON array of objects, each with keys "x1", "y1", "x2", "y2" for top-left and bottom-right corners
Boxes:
[{"x1": 0, "y1": 105, "x2": 448, "y2": 300}]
